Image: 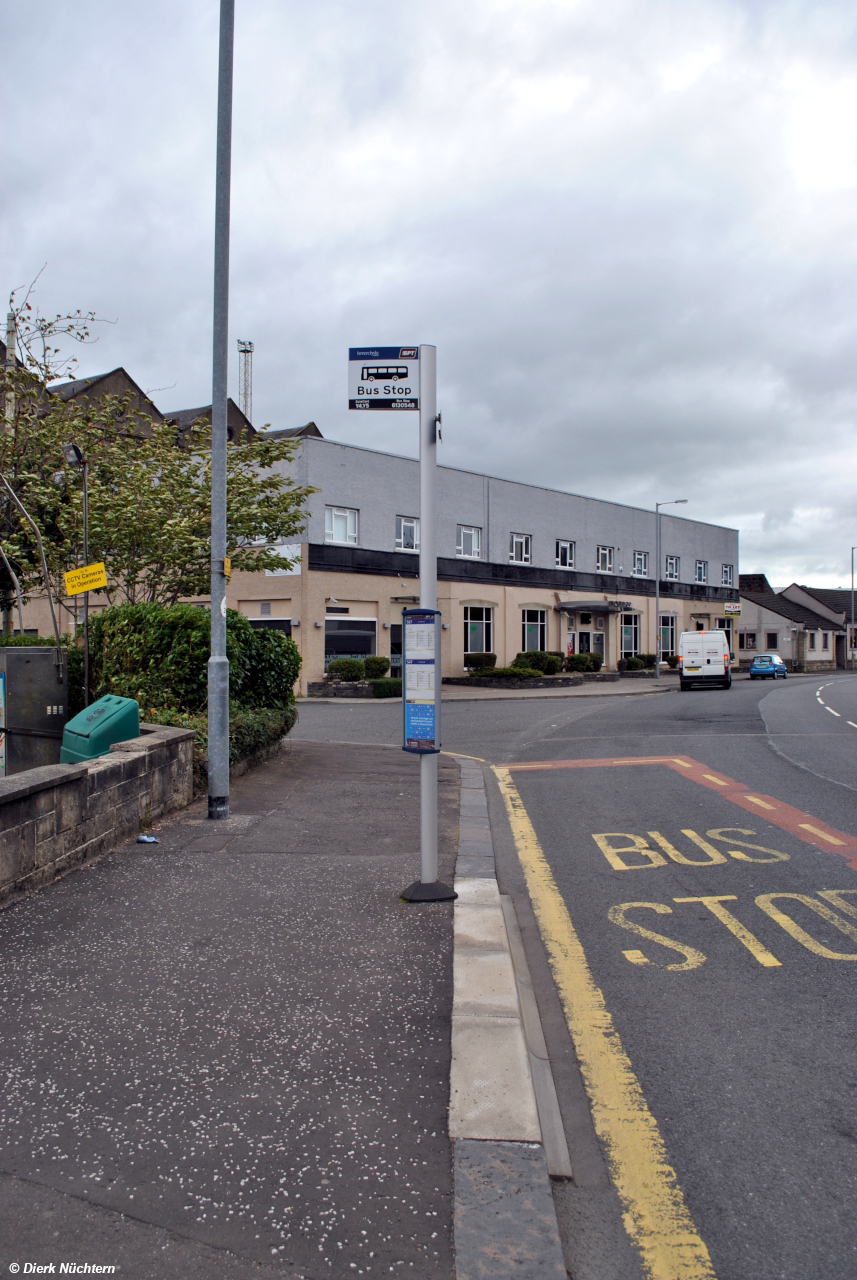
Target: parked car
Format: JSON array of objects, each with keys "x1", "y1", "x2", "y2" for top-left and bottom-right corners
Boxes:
[{"x1": 749, "y1": 654, "x2": 788, "y2": 680}]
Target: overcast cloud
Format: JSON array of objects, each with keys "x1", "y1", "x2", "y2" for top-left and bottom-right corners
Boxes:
[{"x1": 3, "y1": 0, "x2": 857, "y2": 585}]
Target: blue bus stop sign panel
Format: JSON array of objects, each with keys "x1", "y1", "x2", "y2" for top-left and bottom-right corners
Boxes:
[{"x1": 403, "y1": 608, "x2": 440, "y2": 753}]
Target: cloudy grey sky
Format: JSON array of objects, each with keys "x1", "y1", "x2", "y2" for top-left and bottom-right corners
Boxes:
[{"x1": 4, "y1": 0, "x2": 857, "y2": 586}]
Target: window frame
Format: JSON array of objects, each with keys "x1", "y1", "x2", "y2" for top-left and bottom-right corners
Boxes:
[
  {"x1": 596, "y1": 545, "x2": 614, "y2": 573},
  {"x1": 620, "y1": 612, "x2": 639, "y2": 656},
  {"x1": 631, "y1": 550, "x2": 649, "y2": 578},
  {"x1": 464, "y1": 605, "x2": 493, "y2": 654},
  {"x1": 664, "y1": 555, "x2": 680, "y2": 581},
  {"x1": 555, "y1": 539, "x2": 575, "y2": 569},
  {"x1": 395, "y1": 514, "x2": 420, "y2": 553},
  {"x1": 695, "y1": 560, "x2": 708, "y2": 584},
  {"x1": 659, "y1": 614, "x2": 677, "y2": 656},
  {"x1": 721, "y1": 564, "x2": 734, "y2": 587},
  {"x1": 456, "y1": 525, "x2": 482, "y2": 560},
  {"x1": 509, "y1": 532, "x2": 532, "y2": 565},
  {"x1": 324, "y1": 505, "x2": 359, "y2": 546},
  {"x1": 765, "y1": 632, "x2": 778, "y2": 650},
  {"x1": 521, "y1": 608, "x2": 547, "y2": 652}
]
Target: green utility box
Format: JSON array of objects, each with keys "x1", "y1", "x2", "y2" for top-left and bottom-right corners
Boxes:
[{"x1": 60, "y1": 695, "x2": 140, "y2": 764}]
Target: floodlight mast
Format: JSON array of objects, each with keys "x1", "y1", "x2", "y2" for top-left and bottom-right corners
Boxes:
[{"x1": 208, "y1": 0, "x2": 235, "y2": 821}]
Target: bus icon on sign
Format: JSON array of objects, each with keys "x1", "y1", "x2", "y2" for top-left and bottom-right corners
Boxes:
[{"x1": 362, "y1": 365, "x2": 408, "y2": 382}]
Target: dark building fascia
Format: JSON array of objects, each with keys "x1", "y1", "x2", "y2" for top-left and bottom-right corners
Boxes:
[{"x1": 307, "y1": 543, "x2": 739, "y2": 601}]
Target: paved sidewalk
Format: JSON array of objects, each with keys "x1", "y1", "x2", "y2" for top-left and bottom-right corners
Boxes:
[{"x1": 0, "y1": 742, "x2": 459, "y2": 1279}]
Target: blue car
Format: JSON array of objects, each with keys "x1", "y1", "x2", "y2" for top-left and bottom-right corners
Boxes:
[{"x1": 749, "y1": 653, "x2": 788, "y2": 679}]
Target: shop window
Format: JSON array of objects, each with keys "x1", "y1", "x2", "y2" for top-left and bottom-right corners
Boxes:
[
  {"x1": 464, "y1": 606, "x2": 492, "y2": 653},
  {"x1": 621, "y1": 612, "x2": 639, "y2": 656},
  {"x1": 522, "y1": 609, "x2": 546, "y2": 651},
  {"x1": 660, "y1": 615, "x2": 677, "y2": 656}
]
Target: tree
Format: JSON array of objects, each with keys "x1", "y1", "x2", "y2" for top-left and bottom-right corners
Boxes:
[{"x1": 0, "y1": 301, "x2": 316, "y2": 620}]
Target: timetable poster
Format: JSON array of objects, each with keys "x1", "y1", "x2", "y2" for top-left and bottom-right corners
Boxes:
[{"x1": 403, "y1": 610, "x2": 440, "y2": 753}]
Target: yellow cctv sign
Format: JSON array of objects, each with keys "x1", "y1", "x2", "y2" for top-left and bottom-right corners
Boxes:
[{"x1": 64, "y1": 562, "x2": 107, "y2": 596}]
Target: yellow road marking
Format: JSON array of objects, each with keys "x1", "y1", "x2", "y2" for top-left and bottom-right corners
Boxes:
[
  {"x1": 673, "y1": 896, "x2": 781, "y2": 968},
  {"x1": 745, "y1": 796, "x2": 776, "y2": 810},
  {"x1": 493, "y1": 766, "x2": 716, "y2": 1280},
  {"x1": 798, "y1": 823, "x2": 846, "y2": 846},
  {"x1": 756, "y1": 893, "x2": 857, "y2": 959},
  {"x1": 702, "y1": 775, "x2": 728, "y2": 786},
  {"x1": 443, "y1": 750, "x2": 487, "y2": 762}
]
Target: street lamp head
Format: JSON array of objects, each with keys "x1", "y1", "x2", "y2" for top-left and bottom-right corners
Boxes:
[
  {"x1": 674, "y1": 499, "x2": 688, "y2": 505},
  {"x1": 61, "y1": 443, "x2": 84, "y2": 469}
]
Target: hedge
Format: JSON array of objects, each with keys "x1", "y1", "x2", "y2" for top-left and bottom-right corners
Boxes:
[
  {"x1": 87, "y1": 603, "x2": 300, "y2": 711},
  {"x1": 327, "y1": 658, "x2": 365, "y2": 681},
  {"x1": 364, "y1": 655, "x2": 390, "y2": 679},
  {"x1": 565, "y1": 652, "x2": 604, "y2": 672},
  {"x1": 470, "y1": 665, "x2": 545, "y2": 680},
  {"x1": 464, "y1": 653, "x2": 497, "y2": 671},
  {"x1": 146, "y1": 704, "x2": 297, "y2": 791},
  {"x1": 512, "y1": 651, "x2": 563, "y2": 675},
  {"x1": 369, "y1": 677, "x2": 402, "y2": 698}
]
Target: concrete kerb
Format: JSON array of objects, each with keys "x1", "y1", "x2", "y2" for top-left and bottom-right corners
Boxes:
[{"x1": 449, "y1": 754, "x2": 568, "y2": 1279}]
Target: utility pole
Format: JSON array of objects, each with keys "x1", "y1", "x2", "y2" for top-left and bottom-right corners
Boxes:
[
  {"x1": 208, "y1": 0, "x2": 235, "y2": 821},
  {"x1": 654, "y1": 499, "x2": 688, "y2": 680},
  {"x1": 851, "y1": 547, "x2": 856, "y2": 672},
  {"x1": 3, "y1": 313, "x2": 16, "y2": 635}
]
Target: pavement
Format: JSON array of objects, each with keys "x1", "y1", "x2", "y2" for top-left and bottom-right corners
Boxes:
[{"x1": 0, "y1": 742, "x2": 462, "y2": 1279}]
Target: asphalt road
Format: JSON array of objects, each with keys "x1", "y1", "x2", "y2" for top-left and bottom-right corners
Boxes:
[{"x1": 294, "y1": 675, "x2": 857, "y2": 1280}]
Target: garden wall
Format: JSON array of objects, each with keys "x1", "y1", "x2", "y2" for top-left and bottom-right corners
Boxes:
[{"x1": 0, "y1": 723, "x2": 194, "y2": 907}]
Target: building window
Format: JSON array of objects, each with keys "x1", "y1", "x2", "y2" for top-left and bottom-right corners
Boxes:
[
  {"x1": 766, "y1": 632, "x2": 778, "y2": 650},
  {"x1": 464, "y1": 606, "x2": 492, "y2": 653},
  {"x1": 510, "y1": 533, "x2": 532, "y2": 564},
  {"x1": 722, "y1": 564, "x2": 734, "y2": 587},
  {"x1": 808, "y1": 632, "x2": 816, "y2": 650},
  {"x1": 739, "y1": 632, "x2": 757, "y2": 650},
  {"x1": 596, "y1": 545, "x2": 614, "y2": 573},
  {"x1": 556, "y1": 539, "x2": 575, "y2": 569},
  {"x1": 664, "y1": 555, "x2": 679, "y2": 581},
  {"x1": 522, "y1": 609, "x2": 546, "y2": 652},
  {"x1": 850, "y1": 627, "x2": 857, "y2": 651},
  {"x1": 395, "y1": 515, "x2": 420, "y2": 552},
  {"x1": 457, "y1": 525, "x2": 482, "y2": 559},
  {"x1": 325, "y1": 505, "x2": 358, "y2": 545},
  {"x1": 695, "y1": 560, "x2": 708, "y2": 584},
  {"x1": 324, "y1": 618, "x2": 376, "y2": 669},
  {"x1": 660, "y1": 615, "x2": 677, "y2": 656},
  {"x1": 621, "y1": 613, "x2": 639, "y2": 656},
  {"x1": 822, "y1": 633, "x2": 829, "y2": 650},
  {"x1": 260, "y1": 602, "x2": 271, "y2": 616},
  {"x1": 632, "y1": 551, "x2": 649, "y2": 577}
]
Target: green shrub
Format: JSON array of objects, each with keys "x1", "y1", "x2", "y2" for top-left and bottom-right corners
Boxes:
[
  {"x1": 147, "y1": 704, "x2": 297, "y2": 791},
  {"x1": 470, "y1": 665, "x2": 545, "y2": 680},
  {"x1": 637, "y1": 652, "x2": 657, "y2": 669},
  {"x1": 590, "y1": 652, "x2": 603, "y2": 672},
  {"x1": 465, "y1": 653, "x2": 497, "y2": 671},
  {"x1": 86, "y1": 603, "x2": 300, "y2": 711},
  {"x1": 542, "y1": 654, "x2": 563, "y2": 675},
  {"x1": 364, "y1": 655, "x2": 390, "y2": 679},
  {"x1": 327, "y1": 658, "x2": 365, "y2": 681},
  {"x1": 665, "y1": 654, "x2": 679, "y2": 669},
  {"x1": 625, "y1": 656, "x2": 645, "y2": 670},
  {"x1": 565, "y1": 653, "x2": 593, "y2": 672},
  {"x1": 512, "y1": 651, "x2": 564, "y2": 676},
  {"x1": 370, "y1": 677, "x2": 402, "y2": 698}
]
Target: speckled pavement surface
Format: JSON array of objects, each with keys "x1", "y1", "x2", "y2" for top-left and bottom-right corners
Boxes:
[{"x1": 0, "y1": 741, "x2": 458, "y2": 1279}]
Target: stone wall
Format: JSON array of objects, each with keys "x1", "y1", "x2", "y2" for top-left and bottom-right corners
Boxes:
[{"x1": 0, "y1": 723, "x2": 194, "y2": 907}]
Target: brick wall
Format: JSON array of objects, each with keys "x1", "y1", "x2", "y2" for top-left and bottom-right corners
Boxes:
[{"x1": 0, "y1": 723, "x2": 194, "y2": 907}]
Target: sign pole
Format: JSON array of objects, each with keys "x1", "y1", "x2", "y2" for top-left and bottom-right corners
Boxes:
[
  {"x1": 207, "y1": 0, "x2": 234, "y2": 821},
  {"x1": 401, "y1": 344, "x2": 455, "y2": 903}
]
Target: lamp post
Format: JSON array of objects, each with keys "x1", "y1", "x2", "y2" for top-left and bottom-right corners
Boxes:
[
  {"x1": 851, "y1": 547, "x2": 856, "y2": 672},
  {"x1": 655, "y1": 499, "x2": 688, "y2": 681},
  {"x1": 62, "y1": 443, "x2": 90, "y2": 705}
]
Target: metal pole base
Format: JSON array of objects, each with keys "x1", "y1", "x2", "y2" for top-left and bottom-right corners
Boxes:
[
  {"x1": 208, "y1": 795, "x2": 230, "y2": 820},
  {"x1": 401, "y1": 879, "x2": 457, "y2": 903}
]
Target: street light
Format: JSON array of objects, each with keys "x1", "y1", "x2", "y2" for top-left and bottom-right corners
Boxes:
[
  {"x1": 655, "y1": 499, "x2": 688, "y2": 681},
  {"x1": 62, "y1": 443, "x2": 90, "y2": 706}
]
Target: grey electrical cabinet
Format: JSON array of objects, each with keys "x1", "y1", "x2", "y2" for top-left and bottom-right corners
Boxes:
[{"x1": 0, "y1": 646, "x2": 68, "y2": 776}]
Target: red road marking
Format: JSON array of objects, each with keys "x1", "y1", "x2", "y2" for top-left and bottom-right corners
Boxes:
[{"x1": 505, "y1": 754, "x2": 857, "y2": 870}]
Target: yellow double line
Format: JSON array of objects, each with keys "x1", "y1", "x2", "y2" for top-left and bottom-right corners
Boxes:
[{"x1": 493, "y1": 766, "x2": 717, "y2": 1280}]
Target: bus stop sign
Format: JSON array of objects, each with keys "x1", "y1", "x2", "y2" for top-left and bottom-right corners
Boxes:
[{"x1": 349, "y1": 347, "x2": 419, "y2": 410}]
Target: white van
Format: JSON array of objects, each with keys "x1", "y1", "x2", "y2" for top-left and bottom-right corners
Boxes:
[{"x1": 678, "y1": 630, "x2": 731, "y2": 691}]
